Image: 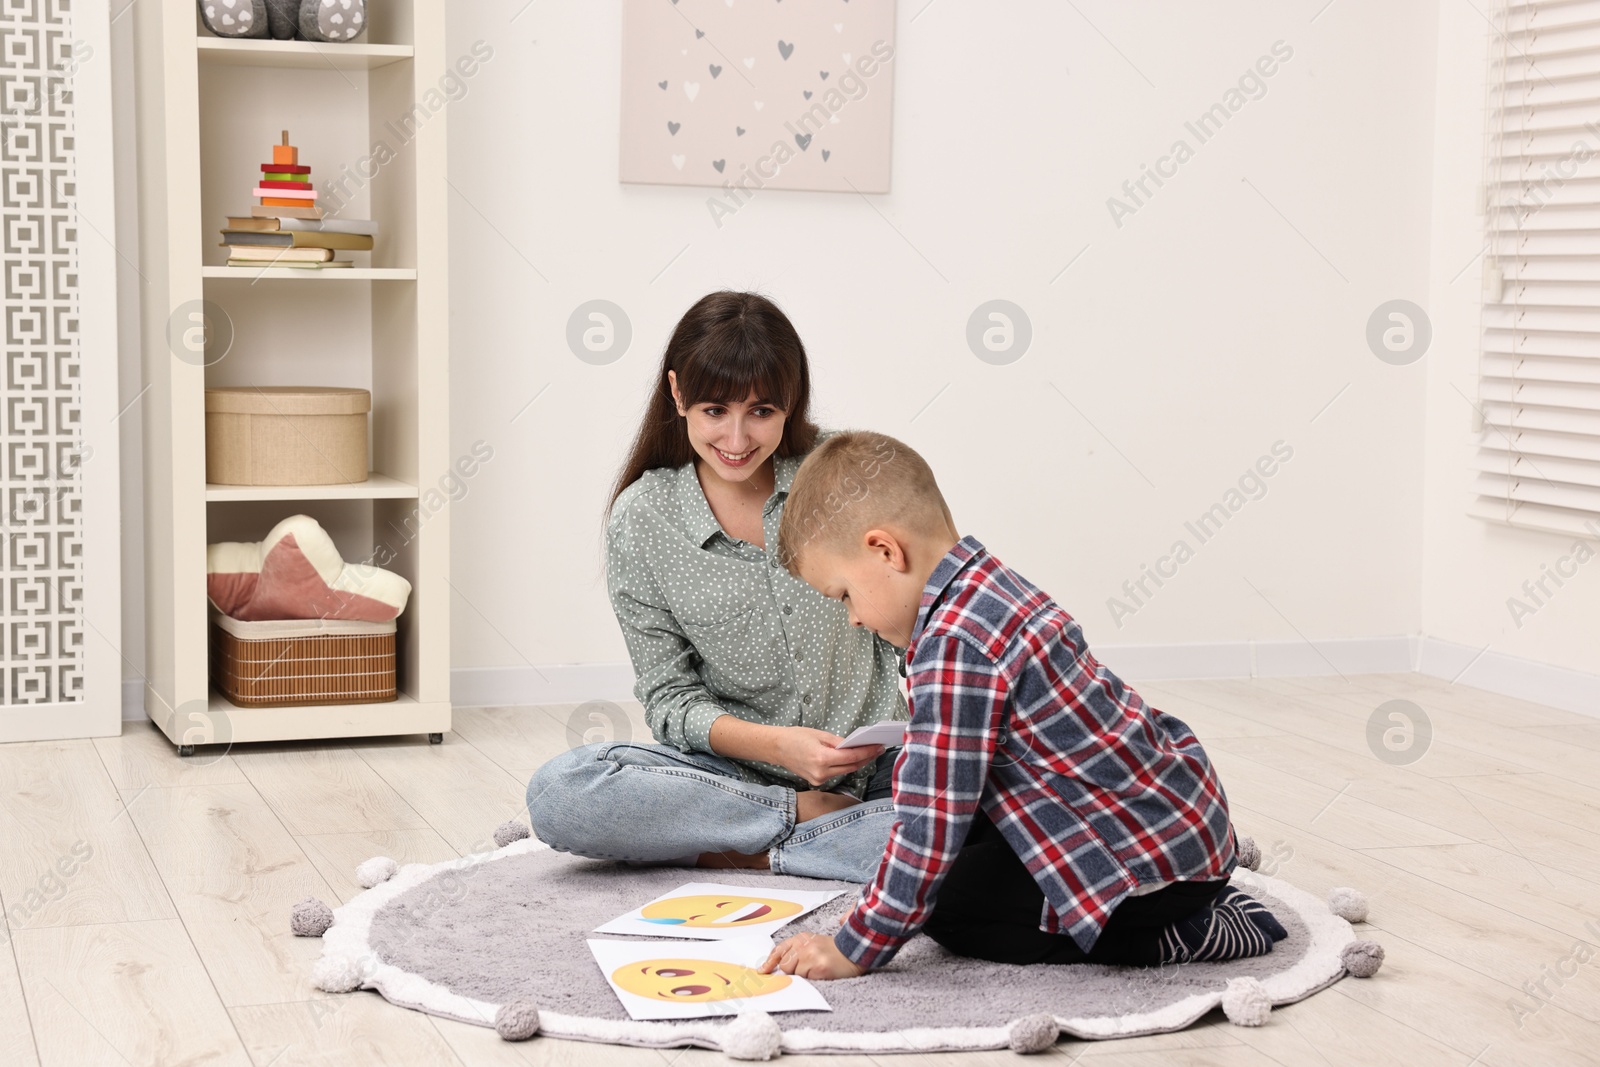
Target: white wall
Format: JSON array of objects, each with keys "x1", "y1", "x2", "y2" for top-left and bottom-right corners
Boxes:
[
  {"x1": 112, "y1": 2, "x2": 1594, "y2": 713},
  {"x1": 441, "y1": 0, "x2": 1437, "y2": 686},
  {"x1": 1420, "y1": 1, "x2": 1600, "y2": 681}
]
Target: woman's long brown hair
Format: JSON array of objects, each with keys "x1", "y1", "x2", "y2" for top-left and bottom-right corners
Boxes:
[{"x1": 607, "y1": 291, "x2": 820, "y2": 517}]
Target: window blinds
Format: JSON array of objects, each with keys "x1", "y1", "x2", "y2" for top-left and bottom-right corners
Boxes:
[{"x1": 1473, "y1": 0, "x2": 1600, "y2": 536}]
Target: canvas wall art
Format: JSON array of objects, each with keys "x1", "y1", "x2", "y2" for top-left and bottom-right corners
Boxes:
[{"x1": 619, "y1": 0, "x2": 897, "y2": 197}]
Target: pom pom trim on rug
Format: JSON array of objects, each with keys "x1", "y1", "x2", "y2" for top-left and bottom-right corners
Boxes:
[
  {"x1": 312, "y1": 834, "x2": 1365, "y2": 1055},
  {"x1": 721, "y1": 1011, "x2": 782, "y2": 1060},
  {"x1": 1328, "y1": 886, "x2": 1369, "y2": 923},
  {"x1": 494, "y1": 999, "x2": 542, "y2": 1041},
  {"x1": 1341, "y1": 939, "x2": 1385, "y2": 978},
  {"x1": 356, "y1": 856, "x2": 400, "y2": 888},
  {"x1": 1236, "y1": 835, "x2": 1262, "y2": 872},
  {"x1": 493, "y1": 820, "x2": 532, "y2": 849},
  {"x1": 1008, "y1": 1013, "x2": 1059, "y2": 1053},
  {"x1": 1221, "y1": 976, "x2": 1272, "y2": 1026},
  {"x1": 290, "y1": 896, "x2": 334, "y2": 937}
]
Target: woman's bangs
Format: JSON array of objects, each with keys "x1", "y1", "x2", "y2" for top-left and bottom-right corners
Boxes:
[{"x1": 679, "y1": 339, "x2": 796, "y2": 412}]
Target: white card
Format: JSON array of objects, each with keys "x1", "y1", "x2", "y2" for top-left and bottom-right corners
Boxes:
[
  {"x1": 837, "y1": 720, "x2": 907, "y2": 749},
  {"x1": 594, "y1": 881, "x2": 844, "y2": 941},
  {"x1": 588, "y1": 937, "x2": 832, "y2": 1020}
]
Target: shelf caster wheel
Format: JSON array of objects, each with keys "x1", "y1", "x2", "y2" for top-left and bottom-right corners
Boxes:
[
  {"x1": 178, "y1": 745, "x2": 195, "y2": 758},
  {"x1": 428, "y1": 732, "x2": 443, "y2": 745}
]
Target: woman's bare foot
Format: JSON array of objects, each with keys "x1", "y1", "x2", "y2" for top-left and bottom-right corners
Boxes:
[
  {"x1": 697, "y1": 849, "x2": 771, "y2": 870},
  {"x1": 796, "y1": 790, "x2": 860, "y2": 823}
]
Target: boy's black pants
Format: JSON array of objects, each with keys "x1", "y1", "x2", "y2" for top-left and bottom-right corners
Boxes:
[{"x1": 922, "y1": 811, "x2": 1228, "y2": 966}]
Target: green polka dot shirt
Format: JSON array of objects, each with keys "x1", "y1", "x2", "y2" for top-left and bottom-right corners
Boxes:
[{"x1": 606, "y1": 450, "x2": 907, "y2": 792}]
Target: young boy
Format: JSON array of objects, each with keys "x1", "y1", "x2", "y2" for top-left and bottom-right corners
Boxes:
[{"x1": 760, "y1": 431, "x2": 1284, "y2": 980}]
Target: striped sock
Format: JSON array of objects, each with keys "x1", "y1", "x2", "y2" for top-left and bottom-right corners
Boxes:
[{"x1": 1157, "y1": 887, "x2": 1285, "y2": 964}]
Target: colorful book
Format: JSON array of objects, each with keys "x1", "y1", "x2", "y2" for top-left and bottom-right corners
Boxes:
[
  {"x1": 227, "y1": 258, "x2": 353, "y2": 269},
  {"x1": 223, "y1": 245, "x2": 334, "y2": 262},
  {"x1": 222, "y1": 230, "x2": 374, "y2": 251},
  {"x1": 253, "y1": 187, "x2": 318, "y2": 200},
  {"x1": 226, "y1": 216, "x2": 378, "y2": 237},
  {"x1": 251, "y1": 205, "x2": 324, "y2": 220}
]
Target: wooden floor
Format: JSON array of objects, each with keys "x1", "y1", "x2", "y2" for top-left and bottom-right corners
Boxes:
[{"x1": 2, "y1": 673, "x2": 1598, "y2": 1066}]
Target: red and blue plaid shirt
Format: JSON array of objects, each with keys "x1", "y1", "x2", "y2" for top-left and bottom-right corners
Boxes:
[{"x1": 835, "y1": 536, "x2": 1238, "y2": 971}]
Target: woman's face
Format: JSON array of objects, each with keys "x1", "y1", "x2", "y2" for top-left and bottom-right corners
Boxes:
[{"x1": 669, "y1": 371, "x2": 787, "y2": 485}]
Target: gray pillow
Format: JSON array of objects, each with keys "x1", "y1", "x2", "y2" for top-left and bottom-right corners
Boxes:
[
  {"x1": 298, "y1": 0, "x2": 367, "y2": 42},
  {"x1": 197, "y1": 0, "x2": 268, "y2": 38},
  {"x1": 264, "y1": 0, "x2": 299, "y2": 39}
]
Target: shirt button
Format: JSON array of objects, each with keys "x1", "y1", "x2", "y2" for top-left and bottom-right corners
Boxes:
[
  {"x1": 802, "y1": 693, "x2": 812, "y2": 704},
  {"x1": 794, "y1": 651, "x2": 803, "y2": 662},
  {"x1": 783, "y1": 605, "x2": 793, "y2": 615}
]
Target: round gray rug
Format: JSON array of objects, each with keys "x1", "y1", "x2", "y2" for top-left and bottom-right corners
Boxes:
[{"x1": 315, "y1": 838, "x2": 1359, "y2": 1054}]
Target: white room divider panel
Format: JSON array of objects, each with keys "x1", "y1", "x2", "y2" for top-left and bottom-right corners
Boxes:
[{"x1": 0, "y1": 0, "x2": 121, "y2": 742}]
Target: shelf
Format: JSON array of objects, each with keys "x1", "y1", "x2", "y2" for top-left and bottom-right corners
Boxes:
[
  {"x1": 205, "y1": 472, "x2": 419, "y2": 502},
  {"x1": 196, "y1": 38, "x2": 414, "y2": 71},
  {"x1": 153, "y1": 690, "x2": 452, "y2": 745},
  {"x1": 202, "y1": 266, "x2": 417, "y2": 281}
]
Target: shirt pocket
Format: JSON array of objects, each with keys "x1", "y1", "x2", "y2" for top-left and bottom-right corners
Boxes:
[{"x1": 670, "y1": 557, "x2": 771, "y2": 632}]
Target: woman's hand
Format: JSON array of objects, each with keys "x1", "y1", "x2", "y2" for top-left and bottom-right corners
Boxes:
[
  {"x1": 760, "y1": 933, "x2": 865, "y2": 981},
  {"x1": 773, "y1": 728, "x2": 882, "y2": 786}
]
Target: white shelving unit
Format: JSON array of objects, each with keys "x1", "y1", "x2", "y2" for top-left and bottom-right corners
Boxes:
[{"x1": 134, "y1": 0, "x2": 451, "y2": 750}]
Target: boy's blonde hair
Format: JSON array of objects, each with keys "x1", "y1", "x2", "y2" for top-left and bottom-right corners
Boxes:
[{"x1": 777, "y1": 430, "x2": 953, "y2": 573}]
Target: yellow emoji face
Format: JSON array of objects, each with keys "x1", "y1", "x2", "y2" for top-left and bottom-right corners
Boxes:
[
  {"x1": 611, "y1": 958, "x2": 792, "y2": 1003},
  {"x1": 639, "y1": 894, "x2": 804, "y2": 929}
]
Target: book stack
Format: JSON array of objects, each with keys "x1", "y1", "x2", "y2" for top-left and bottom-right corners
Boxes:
[{"x1": 219, "y1": 131, "x2": 378, "y2": 270}]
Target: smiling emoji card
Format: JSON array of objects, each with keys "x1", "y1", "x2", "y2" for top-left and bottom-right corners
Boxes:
[
  {"x1": 588, "y1": 937, "x2": 832, "y2": 1020},
  {"x1": 594, "y1": 881, "x2": 845, "y2": 941}
]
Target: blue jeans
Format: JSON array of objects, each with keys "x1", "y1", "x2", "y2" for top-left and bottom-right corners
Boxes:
[{"x1": 525, "y1": 741, "x2": 899, "y2": 882}]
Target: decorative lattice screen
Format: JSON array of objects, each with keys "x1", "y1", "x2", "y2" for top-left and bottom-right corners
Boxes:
[{"x1": 1, "y1": 0, "x2": 86, "y2": 707}]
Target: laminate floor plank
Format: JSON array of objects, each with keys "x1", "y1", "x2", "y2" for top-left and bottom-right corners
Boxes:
[
  {"x1": 236, "y1": 742, "x2": 433, "y2": 837},
  {"x1": 0, "y1": 740, "x2": 174, "y2": 929},
  {"x1": 11, "y1": 919, "x2": 252, "y2": 1067},
  {"x1": 125, "y1": 781, "x2": 336, "y2": 1007}
]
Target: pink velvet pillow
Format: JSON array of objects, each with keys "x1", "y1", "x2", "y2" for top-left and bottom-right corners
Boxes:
[{"x1": 207, "y1": 515, "x2": 410, "y2": 623}]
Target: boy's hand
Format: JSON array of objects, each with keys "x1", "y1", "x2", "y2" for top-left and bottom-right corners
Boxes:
[
  {"x1": 775, "y1": 728, "x2": 882, "y2": 786},
  {"x1": 760, "y1": 933, "x2": 865, "y2": 981}
]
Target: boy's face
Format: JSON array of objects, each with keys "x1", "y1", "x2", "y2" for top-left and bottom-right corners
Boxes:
[{"x1": 798, "y1": 541, "x2": 922, "y2": 648}]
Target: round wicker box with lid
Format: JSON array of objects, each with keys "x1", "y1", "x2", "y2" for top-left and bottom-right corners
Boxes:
[{"x1": 205, "y1": 386, "x2": 370, "y2": 486}]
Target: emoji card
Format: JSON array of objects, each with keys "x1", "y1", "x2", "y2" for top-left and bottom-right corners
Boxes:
[
  {"x1": 594, "y1": 881, "x2": 845, "y2": 941},
  {"x1": 588, "y1": 937, "x2": 832, "y2": 1020}
]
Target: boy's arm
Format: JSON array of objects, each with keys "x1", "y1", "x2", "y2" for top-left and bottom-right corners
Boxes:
[{"x1": 833, "y1": 634, "x2": 1005, "y2": 972}]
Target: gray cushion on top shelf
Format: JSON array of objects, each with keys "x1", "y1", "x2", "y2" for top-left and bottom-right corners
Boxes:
[
  {"x1": 197, "y1": 0, "x2": 268, "y2": 39},
  {"x1": 299, "y1": 0, "x2": 367, "y2": 43},
  {"x1": 264, "y1": 0, "x2": 300, "y2": 40}
]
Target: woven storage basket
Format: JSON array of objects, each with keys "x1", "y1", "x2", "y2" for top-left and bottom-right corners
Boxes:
[
  {"x1": 211, "y1": 613, "x2": 397, "y2": 707},
  {"x1": 205, "y1": 386, "x2": 370, "y2": 486}
]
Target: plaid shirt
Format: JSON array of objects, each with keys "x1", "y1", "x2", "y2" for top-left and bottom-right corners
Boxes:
[{"x1": 835, "y1": 536, "x2": 1237, "y2": 971}]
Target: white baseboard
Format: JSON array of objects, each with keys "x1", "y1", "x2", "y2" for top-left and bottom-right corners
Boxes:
[
  {"x1": 1092, "y1": 636, "x2": 1417, "y2": 681},
  {"x1": 1416, "y1": 637, "x2": 1600, "y2": 719},
  {"x1": 449, "y1": 663, "x2": 637, "y2": 709},
  {"x1": 125, "y1": 639, "x2": 1597, "y2": 722}
]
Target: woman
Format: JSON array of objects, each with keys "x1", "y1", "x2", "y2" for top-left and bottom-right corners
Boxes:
[{"x1": 526, "y1": 291, "x2": 905, "y2": 881}]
